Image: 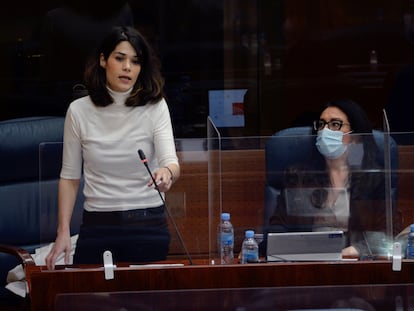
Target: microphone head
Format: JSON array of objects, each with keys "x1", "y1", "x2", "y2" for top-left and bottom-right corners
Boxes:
[{"x1": 138, "y1": 149, "x2": 146, "y2": 162}]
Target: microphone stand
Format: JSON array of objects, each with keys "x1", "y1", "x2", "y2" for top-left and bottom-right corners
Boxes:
[{"x1": 138, "y1": 150, "x2": 193, "y2": 265}]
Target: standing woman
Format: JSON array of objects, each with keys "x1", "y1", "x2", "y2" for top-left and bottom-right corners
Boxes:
[{"x1": 46, "y1": 26, "x2": 179, "y2": 269}]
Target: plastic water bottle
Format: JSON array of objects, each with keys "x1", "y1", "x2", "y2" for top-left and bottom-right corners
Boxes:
[
  {"x1": 219, "y1": 212, "x2": 234, "y2": 264},
  {"x1": 241, "y1": 230, "x2": 259, "y2": 264},
  {"x1": 406, "y1": 224, "x2": 414, "y2": 259}
]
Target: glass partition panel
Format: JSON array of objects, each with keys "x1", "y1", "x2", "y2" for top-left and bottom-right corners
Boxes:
[
  {"x1": 166, "y1": 137, "x2": 209, "y2": 262},
  {"x1": 37, "y1": 128, "x2": 409, "y2": 268},
  {"x1": 206, "y1": 118, "x2": 269, "y2": 264},
  {"x1": 391, "y1": 131, "x2": 414, "y2": 254},
  {"x1": 39, "y1": 139, "x2": 211, "y2": 269},
  {"x1": 208, "y1": 124, "x2": 400, "y2": 262},
  {"x1": 212, "y1": 135, "x2": 269, "y2": 262},
  {"x1": 263, "y1": 130, "x2": 398, "y2": 260},
  {"x1": 382, "y1": 109, "x2": 394, "y2": 247},
  {"x1": 207, "y1": 116, "x2": 222, "y2": 264}
]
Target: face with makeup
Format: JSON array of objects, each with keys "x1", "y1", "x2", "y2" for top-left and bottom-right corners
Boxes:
[{"x1": 100, "y1": 41, "x2": 141, "y2": 92}]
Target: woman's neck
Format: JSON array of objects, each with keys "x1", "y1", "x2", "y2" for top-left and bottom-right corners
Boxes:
[{"x1": 326, "y1": 157, "x2": 349, "y2": 188}]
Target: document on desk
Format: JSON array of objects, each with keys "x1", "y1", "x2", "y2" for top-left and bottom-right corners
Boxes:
[
  {"x1": 61, "y1": 263, "x2": 184, "y2": 272},
  {"x1": 129, "y1": 264, "x2": 184, "y2": 268}
]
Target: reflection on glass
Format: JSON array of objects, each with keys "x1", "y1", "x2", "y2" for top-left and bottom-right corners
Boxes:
[
  {"x1": 284, "y1": 187, "x2": 349, "y2": 232},
  {"x1": 35, "y1": 129, "x2": 414, "y2": 268},
  {"x1": 262, "y1": 129, "x2": 401, "y2": 261}
]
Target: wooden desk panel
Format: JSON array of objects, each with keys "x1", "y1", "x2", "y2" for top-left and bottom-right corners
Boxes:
[
  {"x1": 26, "y1": 260, "x2": 414, "y2": 311},
  {"x1": 166, "y1": 149, "x2": 266, "y2": 255}
]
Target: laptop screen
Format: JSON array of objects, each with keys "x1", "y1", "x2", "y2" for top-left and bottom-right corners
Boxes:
[{"x1": 266, "y1": 230, "x2": 345, "y2": 262}]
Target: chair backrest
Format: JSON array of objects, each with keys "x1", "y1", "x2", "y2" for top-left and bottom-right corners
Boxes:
[
  {"x1": 263, "y1": 126, "x2": 399, "y2": 226},
  {"x1": 0, "y1": 116, "x2": 83, "y2": 246},
  {"x1": 0, "y1": 117, "x2": 64, "y2": 246},
  {"x1": 0, "y1": 117, "x2": 66, "y2": 290}
]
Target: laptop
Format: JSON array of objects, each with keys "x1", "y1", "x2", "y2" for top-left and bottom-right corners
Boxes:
[{"x1": 266, "y1": 230, "x2": 344, "y2": 262}]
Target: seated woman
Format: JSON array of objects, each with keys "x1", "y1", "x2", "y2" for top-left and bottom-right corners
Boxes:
[{"x1": 264, "y1": 99, "x2": 402, "y2": 259}]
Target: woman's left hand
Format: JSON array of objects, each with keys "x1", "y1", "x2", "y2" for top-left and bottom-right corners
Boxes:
[
  {"x1": 342, "y1": 245, "x2": 359, "y2": 258},
  {"x1": 148, "y1": 167, "x2": 173, "y2": 192}
]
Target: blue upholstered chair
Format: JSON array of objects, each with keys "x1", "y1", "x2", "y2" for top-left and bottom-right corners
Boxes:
[
  {"x1": 0, "y1": 117, "x2": 83, "y2": 306},
  {"x1": 263, "y1": 126, "x2": 399, "y2": 230}
]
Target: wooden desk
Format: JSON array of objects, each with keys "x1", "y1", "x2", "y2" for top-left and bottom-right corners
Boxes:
[
  {"x1": 25, "y1": 259, "x2": 414, "y2": 311},
  {"x1": 54, "y1": 283, "x2": 414, "y2": 310}
]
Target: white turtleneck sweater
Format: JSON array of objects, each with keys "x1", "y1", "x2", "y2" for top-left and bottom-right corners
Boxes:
[{"x1": 60, "y1": 88, "x2": 179, "y2": 212}]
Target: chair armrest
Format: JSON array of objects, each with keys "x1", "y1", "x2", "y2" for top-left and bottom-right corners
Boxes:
[{"x1": 0, "y1": 244, "x2": 35, "y2": 267}]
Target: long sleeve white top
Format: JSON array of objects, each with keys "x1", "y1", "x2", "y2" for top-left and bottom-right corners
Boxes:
[{"x1": 60, "y1": 88, "x2": 179, "y2": 212}]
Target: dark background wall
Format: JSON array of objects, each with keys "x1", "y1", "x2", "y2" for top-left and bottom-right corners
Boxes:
[{"x1": 1, "y1": 0, "x2": 414, "y2": 139}]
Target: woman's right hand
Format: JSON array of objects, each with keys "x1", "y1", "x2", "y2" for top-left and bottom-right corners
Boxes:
[{"x1": 45, "y1": 230, "x2": 72, "y2": 270}]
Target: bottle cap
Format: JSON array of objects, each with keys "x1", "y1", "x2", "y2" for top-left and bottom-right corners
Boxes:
[
  {"x1": 410, "y1": 224, "x2": 414, "y2": 232},
  {"x1": 221, "y1": 213, "x2": 230, "y2": 221},
  {"x1": 245, "y1": 230, "x2": 254, "y2": 238}
]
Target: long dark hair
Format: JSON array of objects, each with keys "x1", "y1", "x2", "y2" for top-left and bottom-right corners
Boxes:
[
  {"x1": 84, "y1": 26, "x2": 165, "y2": 107},
  {"x1": 318, "y1": 99, "x2": 383, "y2": 200},
  {"x1": 285, "y1": 99, "x2": 383, "y2": 206}
]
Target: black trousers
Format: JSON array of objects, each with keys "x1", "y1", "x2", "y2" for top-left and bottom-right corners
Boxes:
[{"x1": 73, "y1": 206, "x2": 171, "y2": 265}]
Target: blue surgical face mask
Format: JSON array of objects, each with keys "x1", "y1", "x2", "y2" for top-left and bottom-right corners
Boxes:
[{"x1": 316, "y1": 128, "x2": 351, "y2": 159}]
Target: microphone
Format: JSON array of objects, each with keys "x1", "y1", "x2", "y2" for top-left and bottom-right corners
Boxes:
[
  {"x1": 138, "y1": 149, "x2": 147, "y2": 164},
  {"x1": 137, "y1": 149, "x2": 193, "y2": 265}
]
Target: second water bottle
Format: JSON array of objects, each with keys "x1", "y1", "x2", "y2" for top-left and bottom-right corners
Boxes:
[{"x1": 241, "y1": 230, "x2": 259, "y2": 264}]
